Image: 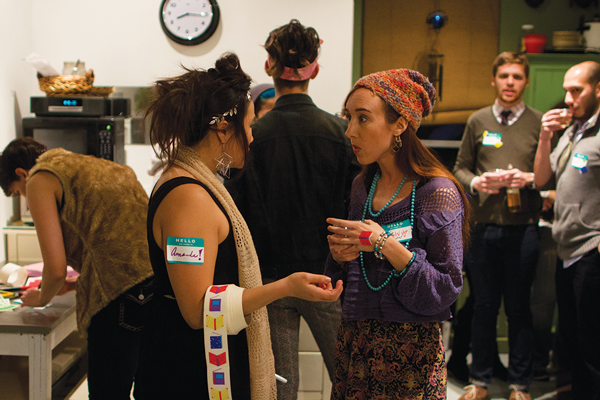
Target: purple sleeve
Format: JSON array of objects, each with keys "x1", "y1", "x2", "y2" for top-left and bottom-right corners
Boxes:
[
  {"x1": 392, "y1": 185, "x2": 464, "y2": 316},
  {"x1": 324, "y1": 252, "x2": 345, "y2": 284}
]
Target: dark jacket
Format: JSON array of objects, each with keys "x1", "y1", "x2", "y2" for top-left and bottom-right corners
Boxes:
[{"x1": 226, "y1": 93, "x2": 360, "y2": 279}]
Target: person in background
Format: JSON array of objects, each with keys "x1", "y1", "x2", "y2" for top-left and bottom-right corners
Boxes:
[
  {"x1": 225, "y1": 20, "x2": 359, "y2": 400},
  {"x1": 453, "y1": 51, "x2": 542, "y2": 400},
  {"x1": 529, "y1": 102, "x2": 565, "y2": 382},
  {"x1": 134, "y1": 53, "x2": 343, "y2": 400},
  {"x1": 534, "y1": 60, "x2": 600, "y2": 400},
  {"x1": 250, "y1": 83, "x2": 276, "y2": 120},
  {"x1": 325, "y1": 68, "x2": 469, "y2": 399},
  {"x1": 0, "y1": 137, "x2": 154, "y2": 400}
]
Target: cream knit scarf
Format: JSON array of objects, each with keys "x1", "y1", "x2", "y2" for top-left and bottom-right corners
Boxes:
[{"x1": 173, "y1": 145, "x2": 277, "y2": 400}]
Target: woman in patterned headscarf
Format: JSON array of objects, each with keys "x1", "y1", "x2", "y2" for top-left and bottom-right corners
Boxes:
[{"x1": 325, "y1": 69, "x2": 472, "y2": 399}]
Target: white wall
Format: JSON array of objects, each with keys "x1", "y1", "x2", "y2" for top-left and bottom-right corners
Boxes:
[
  {"x1": 0, "y1": 1, "x2": 34, "y2": 245},
  {"x1": 0, "y1": 0, "x2": 354, "y2": 260},
  {"x1": 29, "y1": 0, "x2": 354, "y2": 113}
]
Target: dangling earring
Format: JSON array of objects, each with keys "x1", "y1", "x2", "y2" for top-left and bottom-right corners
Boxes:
[
  {"x1": 214, "y1": 142, "x2": 233, "y2": 179},
  {"x1": 392, "y1": 136, "x2": 402, "y2": 153}
]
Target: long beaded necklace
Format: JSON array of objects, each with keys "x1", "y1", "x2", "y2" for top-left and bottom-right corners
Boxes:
[{"x1": 360, "y1": 170, "x2": 416, "y2": 291}]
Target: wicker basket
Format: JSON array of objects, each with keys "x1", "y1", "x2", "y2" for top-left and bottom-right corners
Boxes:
[
  {"x1": 38, "y1": 72, "x2": 95, "y2": 96},
  {"x1": 87, "y1": 86, "x2": 115, "y2": 97}
]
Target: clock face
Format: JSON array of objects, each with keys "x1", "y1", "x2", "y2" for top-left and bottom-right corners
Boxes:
[{"x1": 160, "y1": 0, "x2": 220, "y2": 46}]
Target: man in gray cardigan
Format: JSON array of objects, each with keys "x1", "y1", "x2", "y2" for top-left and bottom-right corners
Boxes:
[
  {"x1": 454, "y1": 52, "x2": 542, "y2": 400},
  {"x1": 534, "y1": 61, "x2": 600, "y2": 400}
]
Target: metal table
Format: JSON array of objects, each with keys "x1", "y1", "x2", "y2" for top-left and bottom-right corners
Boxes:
[{"x1": 0, "y1": 291, "x2": 77, "y2": 399}]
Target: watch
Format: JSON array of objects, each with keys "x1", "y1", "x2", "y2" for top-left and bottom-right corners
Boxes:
[{"x1": 160, "y1": 0, "x2": 220, "y2": 46}]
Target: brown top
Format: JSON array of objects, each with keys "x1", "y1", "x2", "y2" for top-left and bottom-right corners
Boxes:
[
  {"x1": 453, "y1": 105, "x2": 543, "y2": 225},
  {"x1": 29, "y1": 149, "x2": 153, "y2": 334}
]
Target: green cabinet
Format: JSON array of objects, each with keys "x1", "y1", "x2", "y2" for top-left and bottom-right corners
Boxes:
[{"x1": 523, "y1": 53, "x2": 600, "y2": 113}]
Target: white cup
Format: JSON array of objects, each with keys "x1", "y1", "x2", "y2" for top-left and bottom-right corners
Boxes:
[{"x1": 0, "y1": 263, "x2": 28, "y2": 287}]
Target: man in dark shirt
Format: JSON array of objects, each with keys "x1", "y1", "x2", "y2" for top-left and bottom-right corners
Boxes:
[
  {"x1": 453, "y1": 52, "x2": 542, "y2": 400},
  {"x1": 226, "y1": 20, "x2": 359, "y2": 400}
]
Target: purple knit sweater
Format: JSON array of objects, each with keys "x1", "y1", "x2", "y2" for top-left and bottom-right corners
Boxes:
[{"x1": 325, "y1": 176, "x2": 464, "y2": 323}]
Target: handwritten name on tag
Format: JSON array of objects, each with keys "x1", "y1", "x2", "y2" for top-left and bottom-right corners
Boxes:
[
  {"x1": 383, "y1": 220, "x2": 412, "y2": 243},
  {"x1": 166, "y1": 237, "x2": 205, "y2": 264}
]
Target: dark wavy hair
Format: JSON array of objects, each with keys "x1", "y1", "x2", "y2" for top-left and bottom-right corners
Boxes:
[
  {"x1": 0, "y1": 137, "x2": 47, "y2": 196},
  {"x1": 146, "y1": 53, "x2": 252, "y2": 171},
  {"x1": 264, "y1": 19, "x2": 320, "y2": 91}
]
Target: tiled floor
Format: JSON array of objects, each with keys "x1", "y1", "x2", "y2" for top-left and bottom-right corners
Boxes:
[
  {"x1": 62, "y1": 354, "x2": 568, "y2": 400},
  {"x1": 1, "y1": 327, "x2": 568, "y2": 399}
]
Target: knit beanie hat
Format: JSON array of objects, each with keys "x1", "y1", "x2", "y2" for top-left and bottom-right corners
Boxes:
[{"x1": 354, "y1": 69, "x2": 436, "y2": 130}]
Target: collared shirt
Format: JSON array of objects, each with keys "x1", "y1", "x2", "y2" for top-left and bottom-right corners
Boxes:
[
  {"x1": 492, "y1": 99, "x2": 526, "y2": 126},
  {"x1": 572, "y1": 106, "x2": 600, "y2": 145}
]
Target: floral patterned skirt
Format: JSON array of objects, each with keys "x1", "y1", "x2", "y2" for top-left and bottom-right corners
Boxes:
[{"x1": 330, "y1": 319, "x2": 446, "y2": 400}]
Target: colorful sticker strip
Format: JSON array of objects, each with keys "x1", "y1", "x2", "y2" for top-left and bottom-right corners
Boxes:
[{"x1": 204, "y1": 285, "x2": 231, "y2": 400}]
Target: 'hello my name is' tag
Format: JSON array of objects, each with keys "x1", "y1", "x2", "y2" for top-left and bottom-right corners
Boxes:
[
  {"x1": 382, "y1": 220, "x2": 412, "y2": 243},
  {"x1": 482, "y1": 131, "x2": 503, "y2": 148},
  {"x1": 571, "y1": 153, "x2": 589, "y2": 173},
  {"x1": 166, "y1": 237, "x2": 205, "y2": 264}
]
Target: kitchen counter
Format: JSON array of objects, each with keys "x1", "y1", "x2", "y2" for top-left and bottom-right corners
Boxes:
[{"x1": 0, "y1": 290, "x2": 77, "y2": 399}]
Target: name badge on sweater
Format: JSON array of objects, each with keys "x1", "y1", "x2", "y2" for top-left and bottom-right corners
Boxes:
[
  {"x1": 571, "y1": 153, "x2": 589, "y2": 173},
  {"x1": 482, "y1": 131, "x2": 503, "y2": 148},
  {"x1": 166, "y1": 237, "x2": 205, "y2": 264},
  {"x1": 382, "y1": 220, "x2": 412, "y2": 243}
]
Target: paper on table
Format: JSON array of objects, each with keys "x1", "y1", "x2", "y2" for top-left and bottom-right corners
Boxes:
[
  {"x1": 24, "y1": 262, "x2": 79, "y2": 277},
  {"x1": 24, "y1": 53, "x2": 60, "y2": 77},
  {"x1": 0, "y1": 296, "x2": 19, "y2": 312}
]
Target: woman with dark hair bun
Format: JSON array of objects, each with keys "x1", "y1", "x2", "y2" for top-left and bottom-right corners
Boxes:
[
  {"x1": 325, "y1": 69, "x2": 471, "y2": 399},
  {"x1": 134, "y1": 53, "x2": 342, "y2": 400}
]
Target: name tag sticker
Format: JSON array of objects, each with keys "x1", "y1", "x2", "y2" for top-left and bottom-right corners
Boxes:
[
  {"x1": 571, "y1": 153, "x2": 588, "y2": 173},
  {"x1": 166, "y1": 237, "x2": 205, "y2": 264},
  {"x1": 383, "y1": 220, "x2": 412, "y2": 243},
  {"x1": 482, "y1": 131, "x2": 503, "y2": 148}
]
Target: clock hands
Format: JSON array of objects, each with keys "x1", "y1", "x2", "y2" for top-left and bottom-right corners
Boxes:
[{"x1": 177, "y1": 12, "x2": 208, "y2": 19}]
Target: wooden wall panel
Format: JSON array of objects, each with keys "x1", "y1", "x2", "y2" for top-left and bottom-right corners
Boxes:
[{"x1": 362, "y1": 0, "x2": 501, "y2": 122}]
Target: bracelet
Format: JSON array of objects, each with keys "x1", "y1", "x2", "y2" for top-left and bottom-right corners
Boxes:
[
  {"x1": 373, "y1": 231, "x2": 386, "y2": 257},
  {"x1": 391, "y1": 251, "x2": 416, "y2": 278},
  {"x1": 406, "y1": 251, "x2": 416, "y2": 268},
  {"x1": 376, "y1": 233, "x2": 389, "y2": 260}
]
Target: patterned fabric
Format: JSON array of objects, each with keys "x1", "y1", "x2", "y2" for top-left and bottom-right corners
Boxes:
[
  {"x1": 28, "y1": 148, "x2": 153, "y2": 335},
  {"x1": 354, "y1": 69, "x2": 436, "y2": 130},
  {"x1": 492, "y1": 99, "x2": 525, "y2": 126},
  {"x1": 331, "y1": 319, "x2": 446, "y2": 400}
]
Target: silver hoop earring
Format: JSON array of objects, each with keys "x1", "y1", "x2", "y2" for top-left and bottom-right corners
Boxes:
[
  {"x1": 392, "y1": 136, "x2": 402, "y2": 153},
  {"x1": 214, "y1": 143, "x2": 233, "y2": 179}
]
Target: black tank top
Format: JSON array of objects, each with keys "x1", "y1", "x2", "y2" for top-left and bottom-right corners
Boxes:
[
  {"x1": 136, "y1": 176, "x2": 250, "y2": 399},
  {"x1": 147, "y1": 177, "x2": 240, "y2": 295}
]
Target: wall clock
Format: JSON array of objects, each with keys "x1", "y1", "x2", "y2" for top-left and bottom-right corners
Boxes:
[{"x1": 160, "y1": 0, "x2": 220, "y2": 46}]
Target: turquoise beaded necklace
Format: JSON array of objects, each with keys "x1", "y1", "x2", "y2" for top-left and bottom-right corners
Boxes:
[{"x1": 360, "y1": 170, "x2": 416, "y2": 291}]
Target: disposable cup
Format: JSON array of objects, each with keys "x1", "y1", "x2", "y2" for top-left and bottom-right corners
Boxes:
[{"x1": 0, "y1": 263, "x2": 28, "y2": 287}]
